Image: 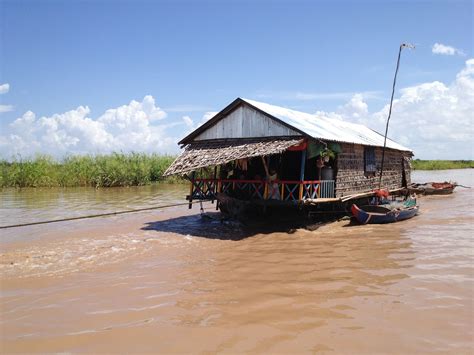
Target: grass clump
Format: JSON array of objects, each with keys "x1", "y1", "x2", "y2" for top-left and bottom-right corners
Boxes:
[
  {"x1": 411, "y1": 159, "x2": 474, "y2": 170},
  {"x1": 0, "y1": 153, "x2": 183, "y2": 188}
]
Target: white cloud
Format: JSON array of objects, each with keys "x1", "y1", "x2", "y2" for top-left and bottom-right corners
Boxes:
[
  {"x1": 2, "y1": 59, "x2": 472, "y2": 160},
  {"x1": 179, "y1": 111, "x2": 218, "y2": 137},
  {"x1": 182, "y1": 115, "x2": 194, "y2": 129},
  {"x1": 0, "y1": 104, "x2": 14, "y2": 113},
  {"x1": 0, "y1": 83, "x2": 10, "y2": 94},
  {"x1": 0, "y1": 83, "x2": 13, "y2": 114},
  {"x1": 201, "y1": 111, "x2": 217, "y2": 123},
  {"x1": 0, "y1": 96, "x2": 178, "y2": 159},
  {"x1": 338, "y1": 93, "x2": 368, "y2": 119},
  {"x1": 432, "y1": 43, "x2": 465, "y2": 56},
  {"x1": 316, "y1": 59, "x2": 474, "y2": 159}
]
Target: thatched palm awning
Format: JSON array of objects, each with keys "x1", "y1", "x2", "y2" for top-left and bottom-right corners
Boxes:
[{"x1": 164, "y1": 138, "x2": 303, "y2": 176}]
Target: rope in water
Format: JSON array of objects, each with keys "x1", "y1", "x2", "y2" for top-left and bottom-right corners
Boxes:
[{"x1": 0, "y1": 201, "x2": 208, "y2": 230}]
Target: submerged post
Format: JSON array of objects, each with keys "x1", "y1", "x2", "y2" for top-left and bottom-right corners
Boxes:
[{"x1": 379, "y1": 43, "x2": 414, "y2": 189}]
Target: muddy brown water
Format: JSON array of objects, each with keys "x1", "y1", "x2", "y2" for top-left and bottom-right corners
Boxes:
[{"x1": 1, "y1": 170, "x2": 473, "y2": 353}]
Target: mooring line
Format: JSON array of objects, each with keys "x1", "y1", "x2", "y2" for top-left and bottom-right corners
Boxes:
[{"x1": 0, "y1": 201, "x2": 207, "y2": 230}]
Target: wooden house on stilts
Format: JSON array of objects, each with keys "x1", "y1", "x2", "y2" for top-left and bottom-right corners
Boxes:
[{"x1": 164, "y1": 98, "x2": 413, "y2": 213}]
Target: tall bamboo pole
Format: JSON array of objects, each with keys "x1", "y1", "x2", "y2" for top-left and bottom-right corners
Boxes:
[{"x1": 379, "y1": 43, "x2": 414, "y2": 189}]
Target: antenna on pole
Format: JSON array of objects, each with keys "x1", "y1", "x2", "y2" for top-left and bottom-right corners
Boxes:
[{"x1": 378, "y1": 43, "x2": 415, "y2": 190}]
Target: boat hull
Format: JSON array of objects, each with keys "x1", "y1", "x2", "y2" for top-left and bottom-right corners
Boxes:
[
  {"x1": 410, "y1": 182, "x2": 455, "y2": 195},
  {"x1": 351, "y1": 204, "x2": 419, "y2": 224},
  {"x1": 422, "y1": 187, "x2": 455, "y2": 195}
]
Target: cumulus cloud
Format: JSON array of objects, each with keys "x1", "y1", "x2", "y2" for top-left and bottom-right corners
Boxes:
[
  {"x1": 0, "y1": 96, "x2": 178, "y2": 158},
  {"x1": 432, "y1": 43, "x2": 465, "y2": 56},
  {"x1": 338, "y1": 94, "x2": 369, "y2": 119},
  {"x1": 0, "y1": 83, "x2": 10, "y2": 94},
  {"x1": 179, "y1": 111, "x2": 218, "y2": 137},
  {"x1": 2, "y1": 60, "x2": 472, "y2": 160},
  {"x1": 316, "y1": 59, "x2": 474, "y2": 159}
]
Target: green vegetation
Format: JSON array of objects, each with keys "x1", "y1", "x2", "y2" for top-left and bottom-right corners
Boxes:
[
  {"x1": 2, "y1": 155, "x2": 472, "y2": 187},
  {"x1": 0, "y1": 153, "x2": 184, "y2": 188},
  {"x1": 411, "y1": 159, "x2": 474, "y2": 170}
]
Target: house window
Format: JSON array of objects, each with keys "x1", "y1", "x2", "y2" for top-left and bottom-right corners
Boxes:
[{"x1": 364, "y1": 147, "x2": 376, "y2": 177}]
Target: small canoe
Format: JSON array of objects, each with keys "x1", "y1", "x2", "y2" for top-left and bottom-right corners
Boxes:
[
  {"x1": 351, "y1": 203, "x2": 419, "y2": 224},
  {"x1": 410, "y1": 182, "x2": 456, "y2": 195}
]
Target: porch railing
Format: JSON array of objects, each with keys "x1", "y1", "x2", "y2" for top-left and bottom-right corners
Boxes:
[{"x1": 188, "y1": 178, "x2": 335, "y2": 203}]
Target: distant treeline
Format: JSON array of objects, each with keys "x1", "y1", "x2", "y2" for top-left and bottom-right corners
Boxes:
[
  {"x1": 411, "y1": 159, "x2": 474, "y2": 170},
  {"x1": 0, "y1": 153, "x2": 183, "y2": 188}
]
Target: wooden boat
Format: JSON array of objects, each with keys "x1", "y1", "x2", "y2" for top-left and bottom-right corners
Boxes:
[
  {"x1": 410, "y1": 182, "x2": 456, "y2": 195},
  {"x1": 351, "y1": 199, "x2": 419, "y2": 224}
]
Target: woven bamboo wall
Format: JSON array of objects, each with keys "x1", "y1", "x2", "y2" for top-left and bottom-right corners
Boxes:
[{"x1": 335, "y1": 143, "x2": 412, "y2": 197}]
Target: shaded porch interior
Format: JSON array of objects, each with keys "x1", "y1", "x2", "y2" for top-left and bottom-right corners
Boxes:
[{"x1": 186, "y1": 144, "x2": 337, "y2": 206}]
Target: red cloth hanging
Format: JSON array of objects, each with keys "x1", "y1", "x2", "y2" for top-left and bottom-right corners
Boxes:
[{"x1": 287, "y1": 139, "x2": 308, "y2": 151}]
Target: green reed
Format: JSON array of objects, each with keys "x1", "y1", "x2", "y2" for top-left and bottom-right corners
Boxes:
[
  {"x1": 411, "y1": 159, "x2": 474, "y2": 170},
  {"x1": 0, "y1": 153, "x2": 183, "y2": 188}
]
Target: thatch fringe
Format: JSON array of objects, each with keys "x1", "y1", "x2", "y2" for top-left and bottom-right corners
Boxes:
[{"x1": 164, "y1": 138, "x2": 302, "y2": 176}]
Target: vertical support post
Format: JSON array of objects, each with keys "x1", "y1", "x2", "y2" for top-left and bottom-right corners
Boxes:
[
  {"x1": 299, "y1": 149, "x2": 306, "y2": 180},
  {"x1": 212, "y1": 166, "x2": 217, "y2": 203},
  {"x1": 216, "y1": 166, "x2": 221, "y2": 211},
  {"x1": 188, "y1": 171, "x2": 195, "y2": 209},
  {"x1": 299, "y1": 149, "x2": 306, "y2": 201},
  {"x1": 261, "y1": 156, "x2": 270, "y2": 200}
]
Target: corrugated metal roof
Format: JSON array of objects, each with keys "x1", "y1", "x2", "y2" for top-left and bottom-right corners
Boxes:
[{"x1": 241, "y1": 98, "x2": 411, "y2": 152}]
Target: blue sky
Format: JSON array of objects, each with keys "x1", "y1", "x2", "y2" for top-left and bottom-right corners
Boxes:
[{"x1": 0, "y1": 0, "x2": 472, "y2": 159}]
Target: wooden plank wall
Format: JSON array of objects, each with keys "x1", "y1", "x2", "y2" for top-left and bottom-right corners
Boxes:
[{"x1": 194, "y1": 105, "x2": 300, "y2": 141}]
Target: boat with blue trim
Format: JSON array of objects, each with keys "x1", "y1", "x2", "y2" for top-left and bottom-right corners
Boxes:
[{"x1": 351, "y1": 198, "x2": 418, "y2": 224}]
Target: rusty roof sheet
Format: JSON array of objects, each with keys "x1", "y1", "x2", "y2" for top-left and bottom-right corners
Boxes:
[{"x1": 164, "y1": 138, "x2": 302, "y2": 176}]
